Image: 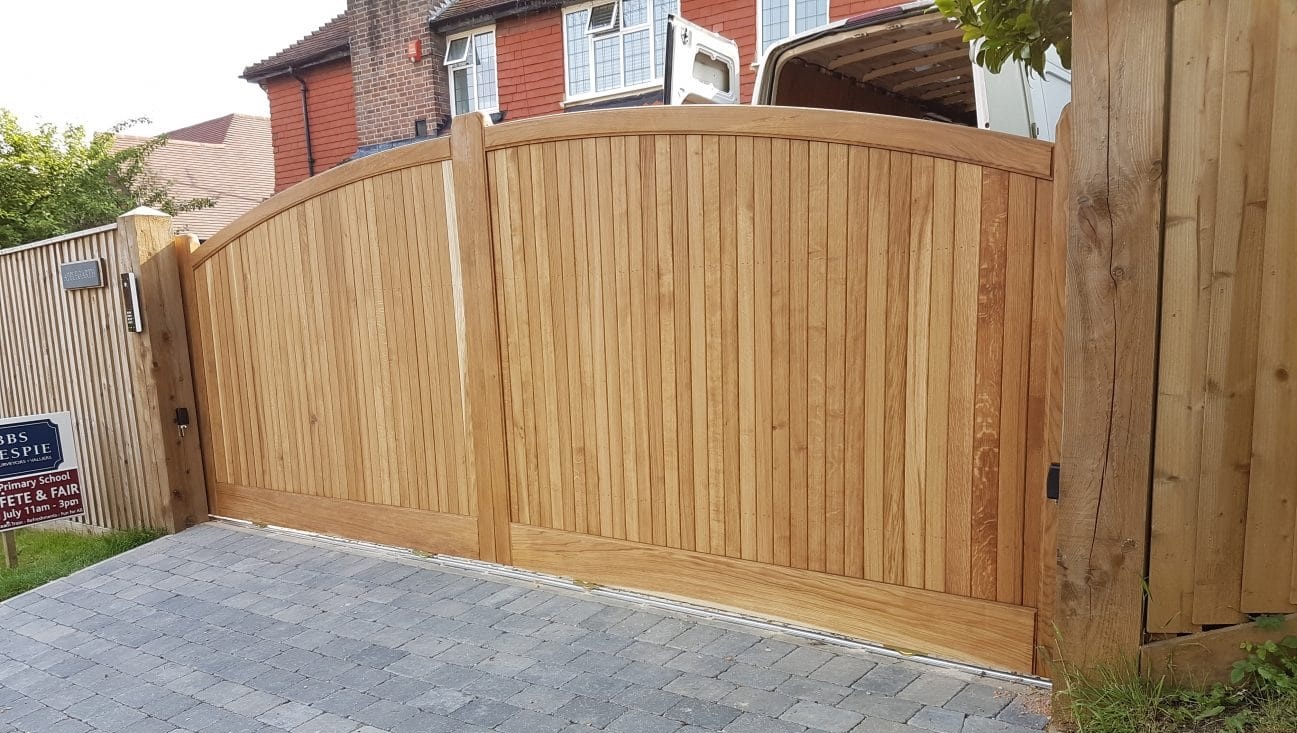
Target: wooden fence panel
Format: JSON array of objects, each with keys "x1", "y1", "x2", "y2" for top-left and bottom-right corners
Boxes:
[
  {"x1": 0, "y1": 226, "x2": 152, "y2": 530},
  {"x1": 2, "y1": 214, "x2": 205, "y2": 533},
  {"x1": 187, "y1": 142, "x2": 481, "y2": 559},
  {"x1": 480, "y1": 108, "x2": 1058, "y2": 673},
  {"x1": 1148, "y1": 0, "x2": 1297, "y2": 631},
  {"x1": 185, "y1": 106, "x2": 1060, "y2": 675}
]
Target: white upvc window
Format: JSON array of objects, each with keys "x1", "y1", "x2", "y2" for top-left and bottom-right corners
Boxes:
[
  {"x1": 758, "y1": 0, "x2": 828, "y2": 53},
  {"x1": 445, "y1": 27, "x2": 499, "y2": 115},
  {"x1": 563, "y1": 0, "x2": 680, "y2": 102}
]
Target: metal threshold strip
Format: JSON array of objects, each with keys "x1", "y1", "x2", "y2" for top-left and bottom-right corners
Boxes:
[{"x1": 211, "y1": 516, "x2": 1051, "y2": 690}]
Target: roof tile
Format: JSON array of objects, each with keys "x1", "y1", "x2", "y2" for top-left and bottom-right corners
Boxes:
[
  {"x1": 242, "y1": 12, "x2": 351, "y2": 81},
  {"x1": 114, "y1": 115, "x2": 274, "y2": 240}
]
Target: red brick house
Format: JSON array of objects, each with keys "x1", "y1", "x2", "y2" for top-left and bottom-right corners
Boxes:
[
  {"x1": 242, "y1": 13, "x2": 358, "y2": 192},
  {"x1": 247, "y1": 0, "x2": 895, "y2": 179}
]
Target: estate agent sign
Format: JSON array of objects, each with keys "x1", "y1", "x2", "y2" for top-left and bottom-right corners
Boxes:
[{"x1": 0, "y1": 412, "x2": 83, "y2": 530}]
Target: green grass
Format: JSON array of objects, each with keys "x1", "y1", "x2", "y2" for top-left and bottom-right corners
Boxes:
[
  {"x1": 1059, "y1": 664, "x2": 1297, "y2": 733},
  {"x1": 0, "y1": 527, "x2": 163, "y2": 601}
]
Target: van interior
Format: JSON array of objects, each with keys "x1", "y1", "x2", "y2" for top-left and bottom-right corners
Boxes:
[{"x1": 665, "y1": 1, "x2": 1071, "y2": 141}]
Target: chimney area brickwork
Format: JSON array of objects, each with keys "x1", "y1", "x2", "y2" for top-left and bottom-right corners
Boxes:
[{"x1": 349, "y1": 0, "x2": 448, "y2": 148}]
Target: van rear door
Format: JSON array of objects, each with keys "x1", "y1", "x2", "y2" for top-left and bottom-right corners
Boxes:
[{"x1": 662, "y1": 15, "x2": 741, "y2": 105}]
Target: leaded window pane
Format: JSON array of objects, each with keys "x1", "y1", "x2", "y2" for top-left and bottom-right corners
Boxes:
[
  {"x1": 594, "y1": 35, "x2": 622, "y2": 91},
  {"x1": 566, "y1": 10, "x2": 592, "y2": 96},
  {"x1": 473, "y1": 32, "x2": 498, "y2": 110},
  {"x1": 762, "y1": 0, "x2": 789, "y2": 50},
  {"x1": 623, "y1": 28, "x2": 651, "y2": 85}
]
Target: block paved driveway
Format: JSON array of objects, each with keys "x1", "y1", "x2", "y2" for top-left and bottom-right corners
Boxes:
[{"x1": 0, "y1": 523, "x2": 1050, "y2": 733}]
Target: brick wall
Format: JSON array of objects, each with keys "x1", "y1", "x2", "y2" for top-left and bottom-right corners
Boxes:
[
  {"x1": 496, "y1": 11, "x2": 566, "y2": 120},
  {"x1": 350, "y1": 0, "x2": 449, "y2": 147},
  {"x1": 264, "y1": 59, "x2": 360, "y2": 192}
]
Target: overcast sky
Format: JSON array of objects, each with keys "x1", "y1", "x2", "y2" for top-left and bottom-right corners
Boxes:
[{"x1": 1, "y1": 0, "x2": 347, "y2": 135}]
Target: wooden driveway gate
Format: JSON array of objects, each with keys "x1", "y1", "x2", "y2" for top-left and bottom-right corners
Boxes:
[{"x1": 179, "y1": 107, "x2": 1063, "y2": 677}]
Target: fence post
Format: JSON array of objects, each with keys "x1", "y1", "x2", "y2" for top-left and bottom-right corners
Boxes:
[
  {"x1": 450, "y1": 113, "x2": 513, "y2": 564},
  {"x1": 116, "y1": 208, "x2": 209, "y2": 533},
  {"x1": 1056, "y1": 0, "x2": 1172, "y2": 678}
]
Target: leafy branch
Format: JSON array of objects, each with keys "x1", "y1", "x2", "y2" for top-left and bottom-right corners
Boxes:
[{"x1": 934, "y1": 0, "x2": 1072, "y2": 77}]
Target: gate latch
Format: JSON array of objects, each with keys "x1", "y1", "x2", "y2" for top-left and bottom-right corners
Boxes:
[
  {"x1": 175, "y1": 407, "x2": 190, "y2": 439},
  {"x1": 1046, "y1": 463, "x2": 1060, "y2": 501}
]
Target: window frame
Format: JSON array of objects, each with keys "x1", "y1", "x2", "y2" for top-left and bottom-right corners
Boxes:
[
  {"x1": 756, "y1": 0, "x2": 830, "y2": 57},
  {"x1": 560, "y1": 0, "x2": 674, "y2": 105},
  {"x1": 444, "y1": 25, "x2": 499, "y2": 116}
]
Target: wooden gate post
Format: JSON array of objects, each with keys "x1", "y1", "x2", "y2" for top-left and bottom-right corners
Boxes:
[
  {"x1": 450, "y1": 113, "x2": 513, "y2": 564},
  {"x1": 1056, "y1": 0, "x2": 1173, "y2": 674},
  {"x1": 116, "y1": 208, "x2": 209, "y2": 532}
]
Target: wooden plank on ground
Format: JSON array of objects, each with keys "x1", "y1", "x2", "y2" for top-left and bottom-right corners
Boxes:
[{"x1": 511, "y1": 523, "x2": 1038, "y2": 674}]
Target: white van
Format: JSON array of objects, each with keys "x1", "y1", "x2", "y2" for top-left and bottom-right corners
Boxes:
[{"x1": 663, "y1": 0, "x2": 1070, "y2": 141}]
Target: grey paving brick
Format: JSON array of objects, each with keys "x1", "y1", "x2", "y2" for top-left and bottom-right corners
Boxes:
[
  {"x1": 909, "y1": 704, "x2": 967, "y2": 733},
  {"x1": 667, "y1": 651, "x2": 733, "y2": 677},
  {"x1": 409, "y1": 686, "x2": 473, "y2": 715},
  {"x1": 613, "y1": 685, "x2": 690, "y2": 714},
  {"x1": 564, "y1": 670, "x2": 633, "y2": 699},
  {"x1": 612, "y1": 659, "x2": 684, "y2": 690},
  {"x1": 847, "y1": 716, "x2": 916, "y2": 732},
  {"x1": 508, "y1": 684, "x2": 577, "y2": 713},
  {"x1": 291, "y1": 711, "x2": 362, "y2": 733},
  {"x1": 781, "y1": 700, "x2": 865, "y2": 732},
  {"x1": 257, "y1": 700, "x2": 324, "y2": 729},
  {"x1": 607, "y1": 708, "x2": 684, "y2": 733},
  {"x1": 556, "y1": 694, "x2": 628, "y2": 728},
  {"x1": 809, "y1": 654, "x2": 878, "y2": 687},
  {"x1": 962, "y1": 717, "x2": 1045, "y2": 733},
  {"x1": 226, "y1": 690, "x2": 289, "y2": 717},
  {"x1": 314, "y1": 688, "x2": 379, "y2": 716},
  {"x1": 369, "y1": 674, "x2": 433, "y2": 702},
  {"x1": 498, "y1": 708, "x2": 570, "y2": 733},
  {"x1": 352, "y1": 698, "x2": 420, "y2": 729},
  {"x1": 946, "y1": 682, "x2": 1012, "y2": 717},
  {"x1": 0, "y1": 525, "x2": 1051, "y2": 733},
  {"x1": 664, "y1": 673, "x2": 738, "y2": 702},
  {"x1": 839, "y1": 689, "x2": 922, "y2": 722},
  {"x1": 452, "y1": 698, "x2": 524, "y2": 728},
  {"x1": 720, "y1": 686, "x2": 798, "y2": 717},
  {"x1": 459, "y1": 671, "x2": 530, "y2": 701},
  {"x1": 723, "y1": 712, "x2": 809, "y2": 733},
  {"x1": 854, "y1": 663, "x2": 922, "y2": 695},
  {"x1": 772, "y1": 646, "x2": 834, "y2": 676},
  {"x1": 664, "y1": 697, "x2": 744, "y2": 728},
  {"x1": 571, "y1": 650, "x2": 631, "y2": 676},
  {"x1": 776, "y1": 675, "x2": 853, "y2": 705},
  {"x1": 996, "y1": 695, "x2": 1050, "y2": 730},
  {"x1": 898, "y1": 673, "x2": 969, "y2": 707},
  {"x1": 515, "y1": 661, "x2": 581, "y2": 688},
  {"x1": 719, "y1": 662, "x2": 791, "y2": 690}
]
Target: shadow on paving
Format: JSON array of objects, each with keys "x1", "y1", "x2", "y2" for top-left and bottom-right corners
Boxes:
[{"x1": 0, "y1": 523, "x2": 1050, "y2": 733}]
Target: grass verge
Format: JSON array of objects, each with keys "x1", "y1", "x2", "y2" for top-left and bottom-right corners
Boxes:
[
  {"x1": 0, "y1": 527, "x2": 164, "y2": 601},
  {"x1": 1059, "y1": 664, "x2": 1297, "y2": 733}
]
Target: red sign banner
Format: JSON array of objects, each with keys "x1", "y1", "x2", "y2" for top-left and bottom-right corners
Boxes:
[{"x1": 0, "y1": 468, "x2": 84, "y2": 531}]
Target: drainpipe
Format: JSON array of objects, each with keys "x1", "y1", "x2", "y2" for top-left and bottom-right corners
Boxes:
[{"x1": 289, "y1": 67, "x2": 317, "y2": 177}]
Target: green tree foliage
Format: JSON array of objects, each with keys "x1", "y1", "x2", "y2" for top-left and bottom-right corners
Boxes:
[
  {"x1": 934, "y1": 0, "x2": 1071, "y2": 77},
  {"x1": 0, "y1": 110, "x2": 213, "y2": 248}
]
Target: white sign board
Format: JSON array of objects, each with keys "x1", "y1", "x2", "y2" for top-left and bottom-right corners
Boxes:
[{"x1": 0, "y1": 412, "x2": 84, "y2": 530}]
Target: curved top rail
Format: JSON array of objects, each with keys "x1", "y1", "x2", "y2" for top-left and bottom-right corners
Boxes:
[
  {"x1": 482, "y1": 106, "x2": 1054, "y2": 180},
  {"x1": 193, "y1": 136, "x2": 451, "y2": 267}
]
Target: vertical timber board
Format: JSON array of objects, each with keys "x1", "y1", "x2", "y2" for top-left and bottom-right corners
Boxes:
[
  {"x1": 1058, "y1": 0, "x2": 1171, "y2": 671},
  {"x1": 452, "y1": 113, "x2": 513, "y2": 564},
  {"x1": 117, "y1": 210, "x2": 209, "y2": 532},
  {"x1": 1243, "y1": 0, "x2": 1297, "y2": 613}
]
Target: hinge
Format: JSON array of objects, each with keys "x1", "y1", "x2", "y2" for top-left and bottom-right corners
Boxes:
[{"x1": 1046, "y1": 463, "x2": 1060, "y2": 501}]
